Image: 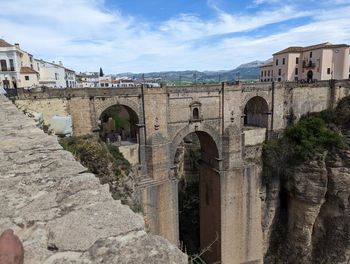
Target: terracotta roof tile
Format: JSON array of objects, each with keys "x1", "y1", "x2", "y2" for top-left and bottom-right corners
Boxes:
[
  {"x1": 20, "y1": 67, "x2": 38, "y2": 74},
  {"x1": 0, "y1": 39, "x2": 13, "y2": 47}
]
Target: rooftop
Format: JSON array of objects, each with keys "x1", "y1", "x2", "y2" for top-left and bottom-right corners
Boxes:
[
  {"x1": 0, "y1": 39, "x2": 13, "y2": 48},
  {"x1": 20, "y1": 67, "x2": 38, "y2": 74},
  {"x1": 273, "y1": 42, "x2": 350, "y2": 55}
]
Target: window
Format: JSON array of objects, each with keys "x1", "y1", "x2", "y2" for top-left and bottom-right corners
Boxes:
[
  {"x1": 264, "y1": 71, "x2": 267, "y2": 77},
  {"x1": 295, "y1": 77, "x2": 299, "y2": 81},
  {"x1": 278, "y1": 69, "x2": 282, "y2": 76},
  {"x1": 310, "y1": 52, "x2": 313, "y2": 58},
  {"x1": 55, "y1": 73, "x2": 58, "y2": 80},
  {"x1": 296, "y1": 57, "x2": 299, "y2": 64},
  {"x1": 327, "y1": 68, "x2": 331, "y2": 74},
  {"x1": 193, "y1": 108, "x2": 199, "y2": 119},
  {"x1": 268, "y1": 70, "x2": 270, "y2": 77},
  {"x1": 282, "y1": 58, "x2": 285, "y2": 65},
  {"x1": 276, "y1": 59, "x2": 279, "y2": 66},
  {"x1": 261, "y1": 71, "x2": 263, "y2": 77},
  {"x1": 295, "y1": 68, "x2": 298, "y2": 75},
  {"x1": 278, "y1": 77, "x2": 281, "y2": 82},
  {"x1": 25, "y1": 76, "x2": 29, "y2": 81},
  {"x1": 0, "y1": 60, "x2": 7, "y2": 71},
  {"x1": 9, "y1": 59, "x2": 14, "y2": 71}
]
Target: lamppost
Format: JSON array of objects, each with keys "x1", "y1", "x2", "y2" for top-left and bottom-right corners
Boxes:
[{"x1": 236, "y1": 72, "x2": 240, "y2": 83}]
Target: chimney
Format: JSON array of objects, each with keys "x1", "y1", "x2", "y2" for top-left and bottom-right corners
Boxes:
[
  {"x1": 59, "y1": 61, "x2": 63, "y2": 66},
  {"x1": 14, "y1": 43, "x2": 20, "y2": 48}
]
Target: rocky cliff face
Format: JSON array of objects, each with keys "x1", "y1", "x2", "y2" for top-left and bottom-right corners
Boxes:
[{"x1": 263, "y1": 149, "x2": 350, "y2": 264}]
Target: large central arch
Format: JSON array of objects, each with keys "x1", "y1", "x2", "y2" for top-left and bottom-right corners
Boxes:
[{"x1": 172, "y1": 125, "x2": 222, "y2": 264}]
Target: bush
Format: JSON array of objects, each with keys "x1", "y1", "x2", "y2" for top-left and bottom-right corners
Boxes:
[
  {"x1": 262, "y1": 114, "x2": 344, "y2": 185},
  {"x1": 285, "y1": 117, "x2": 342, "y2": 160}
]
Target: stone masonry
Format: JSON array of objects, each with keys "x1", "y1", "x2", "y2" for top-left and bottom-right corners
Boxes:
[
  {"x1": 0, "y1": 94, "x2": 187, "y2": 264},
  {"x1": 12, "y1": 79, "x2": 350, "y2": 264}
]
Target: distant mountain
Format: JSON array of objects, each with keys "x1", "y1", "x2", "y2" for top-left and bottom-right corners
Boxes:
[{"x1": 113, "y1": 59, "x2": 271, "y2": 84}]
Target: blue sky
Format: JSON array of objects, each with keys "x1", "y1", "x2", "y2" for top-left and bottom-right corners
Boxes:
[{"x1": 1, "y1": 0, "x2": 350, "y2": 73}]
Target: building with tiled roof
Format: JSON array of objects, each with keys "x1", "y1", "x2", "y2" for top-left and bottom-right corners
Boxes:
[
  {"x1": 0, "y1": 39, "x2": 39, "y2": 89},
  {"x1": 0, "y1": 39, "x2": 13, "y2": 48},
  {"x1": 34, "y1": 59, "x2": 76, "y2": 88},
  {"x1": 1, "y1": 38, "x2": 77, "y2": 89},
  {"x1": 260, "y1": 42, "x2": 350, "y2": 82}
]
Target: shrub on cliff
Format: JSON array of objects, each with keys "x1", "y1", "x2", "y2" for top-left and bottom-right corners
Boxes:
[
  {"x1": 284, "y1": 117, "x2": 342, "y2": 160},
  {"x1": 59, "y1": 135, "x2": 134, "y2": 206},
  {"x1": 263, "y1": 114, "x2": 344, "y2": 184}
]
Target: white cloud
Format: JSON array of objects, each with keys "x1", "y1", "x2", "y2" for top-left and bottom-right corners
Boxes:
[
  {"x1": 253, "y1": 0, "x2": 280, "y2": 5},
  {"x1": 0, "y1": 0, "x2": 349, "y2": 73}
]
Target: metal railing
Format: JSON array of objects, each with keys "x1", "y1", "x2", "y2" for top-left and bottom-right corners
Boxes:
[{"x1": 302, "y1": 61, "x2": 316, "y2": 68}]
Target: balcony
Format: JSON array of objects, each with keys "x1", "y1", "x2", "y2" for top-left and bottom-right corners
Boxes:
[
  {"x1": 0, "y1": 67, "x2": 15, "y2": 72},
  {"x1": 302, "y1": 61, "x2": 316, "y2": 69}
]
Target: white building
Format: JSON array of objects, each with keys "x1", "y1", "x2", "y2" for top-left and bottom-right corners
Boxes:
[
  {"x1": 76, "y1": 72, "x2": 99, "y2": 88},
  {"x1": 35, "y1": 60, "x2": 76, "y2": 88},
  {"x1": 99, "y1": 75, "x2": 112, "y2": 87},
  {"x1": 111, "y1": 78, "x2": 137, "y2": 87},
  {"x1": 65, "y1": 68, "x2": 77, "y2": 88},
  {"x1": 0, "y1": 39, "x2": 39, "y2": 89}
]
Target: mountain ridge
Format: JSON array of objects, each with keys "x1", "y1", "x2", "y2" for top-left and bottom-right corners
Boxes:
[{"x1": 111, "y1": 59, "x2": 271, "y2": 83}]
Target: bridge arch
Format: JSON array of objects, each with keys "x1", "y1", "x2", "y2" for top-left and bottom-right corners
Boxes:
[
  {"x1": 94, "y1": 97, "x2": 141, "y2": 125},
  {"x1": 97, "y1": 99, "x2": 140, "y2": 144},
  {"x1": 243, "y1": 96, "x2": 269, "y2": 128},
  {"x1": 171, "y1": 124, "x2": 222, "y2": 264},
  {"x1": 170, "y1": 123, "x2": 222, "y2": 164}
]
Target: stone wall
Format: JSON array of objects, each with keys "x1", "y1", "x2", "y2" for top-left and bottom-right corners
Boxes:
[
  {"x1": 15, "y1": 98, "x2": 69, "y2": 125},
  {"x1": 0, "y1": 95, "x2": 187, "y2": 264}
]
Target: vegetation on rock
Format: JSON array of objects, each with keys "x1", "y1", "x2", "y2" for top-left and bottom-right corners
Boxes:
[
  {"x1": 262, "y1": 101, "x2": 346, "y2": 185},
  {"x1": 59, "y1": 135, "x2": 140, "y2": 211}
]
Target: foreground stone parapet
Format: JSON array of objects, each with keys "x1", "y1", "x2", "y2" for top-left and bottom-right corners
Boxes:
[{"x1": 0, "y1": 95, "x2": 187, "y2": 264}]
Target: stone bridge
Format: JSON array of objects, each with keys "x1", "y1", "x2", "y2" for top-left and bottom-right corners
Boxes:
[{"x1": 14, "y1": 79, "x2": 350, "y2": 264}]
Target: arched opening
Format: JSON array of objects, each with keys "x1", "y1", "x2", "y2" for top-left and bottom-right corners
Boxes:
[
  {"x1": 193, "y1": 107, "x2": 199, "y2": 120},
  {"x1": 99, "y1": 104, "x2": 139, "y2": 144},
  {"x1": 307, "y1": 70, "x2": 313, "y2": 83},
  {"x1": 175, "y1": 131, "x2": 221, "y2": 264},
  {"x1": 244, "y1": 96, "x2": 269, "y2": 128}
]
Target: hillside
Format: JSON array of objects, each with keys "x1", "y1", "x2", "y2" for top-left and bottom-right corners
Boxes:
[{"x1": 113, "y1": 59, "x2": 271, "y2": 84}]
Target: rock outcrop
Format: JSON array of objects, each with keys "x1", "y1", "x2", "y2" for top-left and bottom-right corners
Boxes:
[
  {"x1": 0, "y1": 95, "x2": 187, "y2": 263},
  {"x1": 263, "y1": 150, "x2": 350, "y2": 264}
]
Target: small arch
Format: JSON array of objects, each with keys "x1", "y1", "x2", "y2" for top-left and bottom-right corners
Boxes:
[
  {"x1": 244, "y1": 96, "x2": 269, "y2": 128},
  {"x1": 95, "y1": 97, "x2": 141, "y2": 126},
  {"x1": 99, "y1": 104, "x2": 139, "y2": 144}
]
